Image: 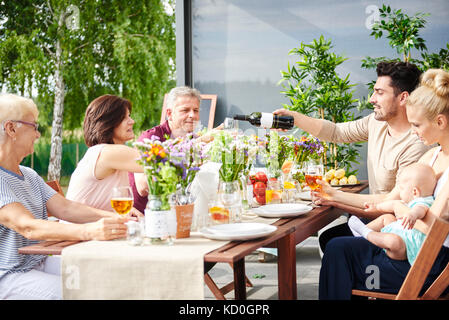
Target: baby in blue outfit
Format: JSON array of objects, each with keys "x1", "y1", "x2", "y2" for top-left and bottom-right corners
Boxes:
[{"x1": 349, "y1": 163, "x2": 436, "y2": 265}]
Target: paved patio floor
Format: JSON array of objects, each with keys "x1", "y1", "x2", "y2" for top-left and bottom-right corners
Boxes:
[{"x1": 204, "y1": 237, "x2": 321, "y2": 300}]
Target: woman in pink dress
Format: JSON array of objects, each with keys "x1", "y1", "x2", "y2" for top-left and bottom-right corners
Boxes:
[{"x1": 66, "y1": 95, "x2": 144, "y2": 215}]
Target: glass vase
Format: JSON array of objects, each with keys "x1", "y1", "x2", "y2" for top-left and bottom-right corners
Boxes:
[
  {"x1": 288, "y1": 161, "x2": 306, "y2": 191},
  {"x1": 144, "y1": 194, "x2": 173, "y2": 245},
  {"x1": 238, "y1": 172, "x2": 252, "y2": 211},
  {"x1": 216, "y1": 180, "x2": 242, "y2": 223}
]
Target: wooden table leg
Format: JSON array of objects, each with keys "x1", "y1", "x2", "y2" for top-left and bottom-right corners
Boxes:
[
  {"x1": 233, "y1": 259, "x2": 246, "y2": 300},
  {"x1": 277, "y1": 232, "x2": 297, "y2": 300}
]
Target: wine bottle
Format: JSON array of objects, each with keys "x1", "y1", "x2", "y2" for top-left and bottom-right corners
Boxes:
[{"x1": 233, "y1": 112, "x2": 294, "y2": 130}]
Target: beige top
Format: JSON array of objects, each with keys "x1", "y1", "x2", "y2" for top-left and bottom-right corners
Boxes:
[
  {"x1": 317, "y1": 113, "x2": 431, "y2": 194},
  {"x1": 66, "y1": 144, "x2": 130, "y2": 211}
]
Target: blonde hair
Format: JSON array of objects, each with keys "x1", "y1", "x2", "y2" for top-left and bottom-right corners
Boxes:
[
  {"x1": 406, "y1": 69, "x2": 449, "y2": 120},
  {"x1": 0, "y1": 94, "x2": 39, "y2": 141},
  {"x1": 0, "y1": 94, "x2": 38, "y2": 123}
]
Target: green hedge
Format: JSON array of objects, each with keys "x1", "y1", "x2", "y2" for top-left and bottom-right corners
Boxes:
[{"x1": 21, "y1": 143, "x2": 88, "y2": 177}]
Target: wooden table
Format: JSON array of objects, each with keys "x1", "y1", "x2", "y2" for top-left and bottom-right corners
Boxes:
[
  {"x1": 18, "y1": 181, "x2": 368, "y2": 300},
  {"x1": 203, "y1": 181, "x2": 369, "y2": 300}
]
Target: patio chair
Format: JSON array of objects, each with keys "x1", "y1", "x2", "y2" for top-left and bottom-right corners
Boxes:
[
  {"x1": 46, "y1": 180, "x2": 65, "y2": 197},
  {"x1": 350, "y1": 215, "x2": 449, "y2": 300},
  {"x1": 46, "y1": 180, "x2": 64, "y2": 219},
  {"x1": 204, "y1": 262, "x2": 253, "y2": 300}
]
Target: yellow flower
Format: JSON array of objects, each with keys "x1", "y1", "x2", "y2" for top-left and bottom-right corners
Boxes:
[{"x1": 151, "y1": 146, "x2": 160, "y2": 156}]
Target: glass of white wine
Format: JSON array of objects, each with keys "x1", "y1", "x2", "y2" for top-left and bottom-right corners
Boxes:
[
  {"x1": 111, "y1": 186, "x2": 134, "y2": 216},
  {"x1": 305, "y1": 160, "x2": 324, "y2": 192}
]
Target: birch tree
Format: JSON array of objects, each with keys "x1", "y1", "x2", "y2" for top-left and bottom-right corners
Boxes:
[{"x1": 0, "y1": 0, "x2": 175, "y2": 180}]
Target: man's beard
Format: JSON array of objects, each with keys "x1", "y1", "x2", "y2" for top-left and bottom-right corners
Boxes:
[{"x1": 373, "y1": 104, "x2": 397, "y2": 121}]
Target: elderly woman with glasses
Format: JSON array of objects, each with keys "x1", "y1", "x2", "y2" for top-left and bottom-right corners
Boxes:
[{"x1": 0, "y1": 94, "x2": 128, "y2": 300}]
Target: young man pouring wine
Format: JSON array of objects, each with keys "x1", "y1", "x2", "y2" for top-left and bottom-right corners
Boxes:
[{"x1": 273, "y1": 61, "x2": 431, "y2": 252}]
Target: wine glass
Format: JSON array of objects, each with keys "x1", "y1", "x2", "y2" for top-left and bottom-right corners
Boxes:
[
  {"x1": 223, "y1": 117, "x2": 238, "y2": 135},
  {"x1": 305, "y1": 161, "x2": 324, "y2": 192},
  {"x1": 111, "y1": 186, "x2": 134, "y2": 216}
]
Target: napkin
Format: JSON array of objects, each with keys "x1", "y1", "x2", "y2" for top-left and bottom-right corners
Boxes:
[{"x1": 190, "y1": 161, "x2": 222, "y2": 231}]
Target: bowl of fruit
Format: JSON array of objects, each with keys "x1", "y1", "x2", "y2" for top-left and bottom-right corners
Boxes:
[{"x1": 324, "y1": 168, "x2": 359, "y2": 186}]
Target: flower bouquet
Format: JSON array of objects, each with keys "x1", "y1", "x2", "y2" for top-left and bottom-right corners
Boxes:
[
  {"x1": 205, "y1": 130, "x2": 259, "y2": 223},
  {"x1": 164, "y1": 133, "x2": 207, "y2": 205},
  {"x1": 206, "y1": 130, "x2": 259, "y2": 183},
  {"x1": 289, "y1": 135, "x2": 327, "y2": 186},
  {"x1": 260, "y1": 131, "x2": 294, "y2": 179},
  {"x1": 134, "y1": 134, "x2": 206, "y2": 242},
  {"x1": 134, "y1": 136, "x2": 178, "y2": 210}
]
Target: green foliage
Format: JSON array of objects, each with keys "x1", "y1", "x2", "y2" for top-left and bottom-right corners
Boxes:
[
  {"x1": 1, "y1": 1, "x2": 175, "y2": 179},
  {"x1": 362, "y1": 4, "x2": 448, "y2": 73},
  {"x1": 417, "y1": 44, "x2": 449, "y2": 71},
  {"x1": 279, "y1": 36, "x2": 366, "y2": 172},
  {"x1": 369, "y1": 4, "x2": 429, "y2": 62},
  {"x1": 21, "y1": 142, "x2": 88, "y2": 177},
  {"x1": 0, "y1": 0, "x2": 176, "y2": 133}
]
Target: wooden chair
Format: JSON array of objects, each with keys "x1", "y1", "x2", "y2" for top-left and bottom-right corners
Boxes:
[
  {"x1": 204, "y1": 262, "x2": 253, "y2": 300},
  {"x1": 46, "y1": 180, "x2": 65, "y2": 196},
  {"x1": 46, "y1": 180, "x2": 64, "y2": 219},
  {"x1": 160, "y1": 93, "x2": 217, "y2": 129},
  {"x1": 350, "y1": 216, "x2": 449, "y2": 300}
]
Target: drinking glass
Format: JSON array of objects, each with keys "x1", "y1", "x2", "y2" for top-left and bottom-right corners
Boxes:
[
  {"x1": 111, "y1": 186, "x2": 134, "y2": 216},
  {"x1": 223, "y1": 117, "x2": 235, "y2": 129},
  {"x1": 305, "y1": 161, "x2": 324, "y2": 192},
  {"x1": 218, "y1": 180, "x2": 242, "y2": 223},
  {"x1": 223, "y1": 117, "x2": 239, "y2": 135},
  {"x1": 126, "y1": 217, "x2": 144, "y2": 246},
  {"x1": 266, "y1": 179, "x2": 282, "y2": 204}
]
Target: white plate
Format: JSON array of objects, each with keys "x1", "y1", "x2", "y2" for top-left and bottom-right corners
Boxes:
[
  {"x1": 253, "y1": 203, "x2": 313, "y2": 218},
  {"x1": 200, "y1": 223, "x2": 277, "y2": 241}
]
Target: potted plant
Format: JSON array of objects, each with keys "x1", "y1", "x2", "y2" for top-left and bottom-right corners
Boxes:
[
  {"x1": 279, "y1": 35, "x2": 367, "y2": 174},
  {"x1": 362, "y1": 4, "x2": 448, "y2": 73}
]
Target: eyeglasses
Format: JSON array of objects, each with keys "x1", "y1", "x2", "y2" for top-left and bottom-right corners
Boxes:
[{"x1": 11, "y1": 120, "x2": 39, "y2": 131}]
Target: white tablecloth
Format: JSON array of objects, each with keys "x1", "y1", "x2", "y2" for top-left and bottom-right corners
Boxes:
[
  {"x1": 61, "y1": 234, "x2": 227, "y2": 300},
  {"x1": 61, "y1": 213, "x2": 277, "y2": 300}
]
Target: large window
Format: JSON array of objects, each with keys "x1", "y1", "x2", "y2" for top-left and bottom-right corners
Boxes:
[{"x1": 185, "y1": 0, "x2": 449, "y2": 179}]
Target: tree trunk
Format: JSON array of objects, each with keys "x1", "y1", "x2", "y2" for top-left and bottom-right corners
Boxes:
[{"x1": 47, "y1": 13, "x2": 65, "y2": 181}]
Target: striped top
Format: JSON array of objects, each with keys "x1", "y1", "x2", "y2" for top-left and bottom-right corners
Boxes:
[{"x1": 0, "y1": 165, "x2": 56, "y2": 280}]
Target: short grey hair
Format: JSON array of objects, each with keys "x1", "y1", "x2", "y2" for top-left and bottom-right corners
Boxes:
[
  {"x1": 166, "y1": 86, "x2": 201, "y2": 110},
  {"x1": 0, "y1": 94, "x2": 38, "y2": 142}
]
